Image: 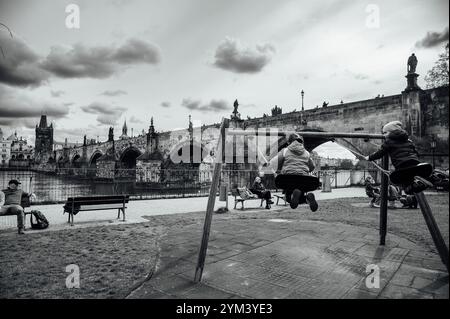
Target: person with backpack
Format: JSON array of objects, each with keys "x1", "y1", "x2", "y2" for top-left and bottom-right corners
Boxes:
[{"x1": 0, "y1": 179, "x2": 36, "y2": 234}]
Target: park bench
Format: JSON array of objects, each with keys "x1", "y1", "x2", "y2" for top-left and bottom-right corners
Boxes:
[
  {"x1": 63, "y1": 195, "x2": 129, "y2": 226},
  {"x1": 274, "y1": 194, "x2": 287, "y2": 206},
  {"x1": 231, "y1": 187, "x2": 264, "y2": 210}
]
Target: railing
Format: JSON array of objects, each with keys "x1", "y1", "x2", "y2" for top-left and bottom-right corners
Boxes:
[{"x1": 0, "y1": 167, "x2": 378, "y2": 205}]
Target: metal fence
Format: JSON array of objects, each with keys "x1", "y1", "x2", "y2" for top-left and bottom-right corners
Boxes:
[{"x1": 1, "y1": 167, "x2": 378, "y2": 205}]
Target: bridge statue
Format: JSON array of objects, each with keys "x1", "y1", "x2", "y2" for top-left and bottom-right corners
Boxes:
[
  {"x1": 231, "y1": 99, "x2": 241, "y2": 120},
  {"x1": 407, "y1": 53, "x2": 418, "y2": 74}
]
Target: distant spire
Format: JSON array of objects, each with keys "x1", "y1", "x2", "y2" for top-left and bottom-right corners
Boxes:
[
  {"x1": 122, "y1": 119, "x2": 127, "y2": 136},
  {"x1": 149, "y1": 116, "x2": 155, "y2": 135},
  {"x1": 39, "y1": 115, "x2": 48, "y2": 128}
]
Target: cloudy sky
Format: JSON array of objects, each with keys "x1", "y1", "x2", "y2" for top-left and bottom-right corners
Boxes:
[{"x1": 0, "y1": 0, "x2": 448, "y2": 158}]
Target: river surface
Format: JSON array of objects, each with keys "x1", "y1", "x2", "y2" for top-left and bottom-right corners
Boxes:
[{"x1": 0, "y1": 170, "x2": 209, "y2": 203}]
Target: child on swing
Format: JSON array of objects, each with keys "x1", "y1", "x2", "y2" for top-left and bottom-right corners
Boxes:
[
  {"x1": 266, "y1": 133, "x2": 318, "y2": 211},
  {"x1": 363, "y1": 120, "x2": 433, "y2": 192}
]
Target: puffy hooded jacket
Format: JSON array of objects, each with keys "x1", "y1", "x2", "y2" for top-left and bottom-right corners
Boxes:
[
  {"x1": 368, "y1": 129, "x2": 419, "y2": 169},
  {"x1": 269, "y1": 141, "x2": 315, "y2": 175}
]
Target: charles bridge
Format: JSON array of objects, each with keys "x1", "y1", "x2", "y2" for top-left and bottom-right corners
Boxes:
[{"x1": 34, "y1": 67, "x2": 449, "y2": 185}]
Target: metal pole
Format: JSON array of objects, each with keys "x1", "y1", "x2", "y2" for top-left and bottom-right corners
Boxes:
[
  {"x1": 379, "y1": 154, "x2": 389, "y2": 245},
  {"x1": 415, "y1": 191, "x2": 449, "y2": 272},
  {"x1": 227, "y1": 130, "x2": 384, "y2": 140},
  {"x1": 194, "y1": 118, "x2": 228, "y2": 282},
  {"x1": 432, "y1": 148, "x2": 435, "y2": 169}
]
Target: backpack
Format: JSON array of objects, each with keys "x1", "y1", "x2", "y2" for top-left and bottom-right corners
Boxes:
[{"x1": 30, "y1": 210, "x2": 49, "y2": 230}]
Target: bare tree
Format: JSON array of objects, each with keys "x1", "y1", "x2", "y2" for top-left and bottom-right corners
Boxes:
[
  {"x1": 424, "y1": 42, "x2": 449, "y2": 89},
  {"x1": 0, "y1": 22, "x2": 14, "y2": 58}
]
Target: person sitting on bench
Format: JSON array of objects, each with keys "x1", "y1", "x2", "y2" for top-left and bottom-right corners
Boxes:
[
  {"x1": 250, "y1": 176, "x2": 274, "y2": 209},
  {"x1": 0, "y1": 179, "x2": 36, "y2": 235},
  {"x1": 365, "y1": 176, "x2": 404, "y2": 208},
  {"x1": 267, "y1": 133, "x2": 318, "y2": 211},
  {"x1": 364, "y1": 120, "x2": 434, "y2": 192},
  {"x1": 365, "y1": 176, "x2": 381, "y2": 208}
]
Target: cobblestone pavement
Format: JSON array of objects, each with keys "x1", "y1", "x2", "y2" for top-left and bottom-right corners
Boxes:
[
  {"x1": 1, "y1": 195, "x2": 448, "y2": 299},
  {"x1": 128, "y1": 197, "x2": 449, "y2": 299}
]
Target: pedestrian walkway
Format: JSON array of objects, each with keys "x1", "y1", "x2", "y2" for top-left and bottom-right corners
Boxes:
[
  {"x1": 127, "y1": 210, "x2": 449, "y2": 299},
  {"x1": 0, "y1": 187, "x2": 367, "y2": 230}
]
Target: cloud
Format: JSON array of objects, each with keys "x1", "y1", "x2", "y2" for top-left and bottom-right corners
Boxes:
[
  {"x1": 100, "y1": 89, "x2": 127, "y2": 96},
  {"x1": 0, "y1": 33, "x2": 49, "y2": 87},
  {"x1": 415, "y1": 27, "x2": 449, "y2": 48},
  {"x1": 80, "y1": 102, "x2": 127, "y2": 125},
  {"x1": 0, "y1": 85, "x2": 69, "y2": 135},
  {"x1": 213, "y1": 37, "x2": 275, "y2": 74},
  {"x1": 111, "y1": 38, "x2": 160, "y2": 64},
  {"x1": 51, "y1": 90, "x2": 65, "y2": 97},
  {"x1": 0, "y1": 34, "x2": 162, "y2": 87},
  {"x1": 129, "y1": 115, "x2": 143, "y2": 124},
  {"x1": 181, "y1": 98, "x2": 229, "y2": 112},
  {"x1": 41, "y1": 38, "x2": 161, "y2": 79},
  {"x1": 345, "y1": 69, "x2": 369, "y2": 80},
  {"x1": 161, "y1": 101, "x2": 171, "y2": 108},
  {"x1": 0, "y1": 85, "x2": 70, "y2": 119}
]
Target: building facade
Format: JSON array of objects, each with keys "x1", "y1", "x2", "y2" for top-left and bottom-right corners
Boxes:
[{"x1": 0, "y1": 128, "x2": 11, "y2": 167}]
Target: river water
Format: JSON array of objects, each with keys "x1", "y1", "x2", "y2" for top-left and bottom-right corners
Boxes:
[{"x1": 0, "y1": 169, "x2": 210, "y2": 204}]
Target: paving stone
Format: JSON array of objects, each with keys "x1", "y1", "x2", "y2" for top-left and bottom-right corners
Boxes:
[
  {"x1": 147, "y1": 274, "x2": 198, "y2": 296},
  {"x1": 178, "y1": 283, "x2": 237, "y2": 299},
  {"x1": 388, "y1": 273, "x2": 414, "y2": 287},
  {"x1": 295, "y1": 279, "x2": 354, "y2": 299},
  {"x1": 378, "y1": 284, "x2": 434, "y2": 299},
  {"x1": 383, "y1": 247, "x2": 410, "y2": 263},
  {"x1": 341, "y1": 288, "x2": 379, "y2": 299}
]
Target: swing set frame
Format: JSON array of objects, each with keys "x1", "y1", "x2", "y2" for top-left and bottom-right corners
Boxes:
[{"x1": 194, "y1": 118, "x2": 448, "y2": 282}]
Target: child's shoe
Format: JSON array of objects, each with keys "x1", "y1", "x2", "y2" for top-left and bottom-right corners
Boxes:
[
  {"x1": 306, "y1": 193, "x2": 318, "y2": 212},
  {"x1": 411, "y1": 176, "x2": 434, "y2": 193},
  {"x1": 290, "y1": 189, "x2": 302, "y2": 209}
]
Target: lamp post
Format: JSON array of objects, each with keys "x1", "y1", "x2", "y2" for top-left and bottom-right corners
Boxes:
[
  {"x1": 301, "y1": 90, "x2": 304, "y2": 111},
  {"x1": 431, "y1": 137, "x2": 436, "y2": 169}
]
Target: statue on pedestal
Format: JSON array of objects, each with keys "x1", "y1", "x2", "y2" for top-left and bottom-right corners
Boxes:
[
  {"x1": 407, "y1": 53, "x2": 418, "y2": 74},
  {"x1": 231, "y1": 99, "x2": 241, "y2": 120},
  {"x1": 404, "y1": 53, "x2": 420, "y2": 92}
]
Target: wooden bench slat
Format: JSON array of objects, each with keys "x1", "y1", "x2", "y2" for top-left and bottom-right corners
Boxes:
[{"x1": 78, "y1": 204, "x2": 127, "y2": 210}]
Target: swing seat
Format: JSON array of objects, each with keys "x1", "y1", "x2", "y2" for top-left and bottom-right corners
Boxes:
[
  {"x1": 390, "y1": 163, "x2": 433, "y2": 186},
  {"x1": 275, "y1": 174, "x2": 320, "y2": 192}
]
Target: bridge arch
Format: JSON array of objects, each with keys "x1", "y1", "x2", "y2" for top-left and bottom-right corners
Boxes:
[
  {"x1": 265, "y1": 129, "x2": 378, "y2": 162},
  {"x1": 89, "y1": 151, "x2": 103, "y2": 167},
  {"x1": 119, "y1": 146, "x2": 142, "y2": 169},
  {"x1": 71, "y1": 154, "x2": 82, "y2": 168}
]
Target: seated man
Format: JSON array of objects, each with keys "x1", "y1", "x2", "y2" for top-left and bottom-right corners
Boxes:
[
  {"x1": 250, "y1": 176, "x2": 274, "y2": 209},
  {"x1": 0, "y1": 179, "x2": 35, "y2": 234}
]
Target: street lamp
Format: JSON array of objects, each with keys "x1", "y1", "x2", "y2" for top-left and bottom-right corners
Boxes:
[
  {"x1": 301, "y1": 90, "x2": 304, "y2": 111},
  {"x1": 431, "y1": 136, "x2": 436, "y2": 169}
]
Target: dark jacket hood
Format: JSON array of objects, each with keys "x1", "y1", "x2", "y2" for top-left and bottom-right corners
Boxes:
[
  {"x1": 387, "y1": 129, "x2": 409, "y2": 142},
  {"x1": 287, "y1": 141, "x2": 306, "y2": 155}
]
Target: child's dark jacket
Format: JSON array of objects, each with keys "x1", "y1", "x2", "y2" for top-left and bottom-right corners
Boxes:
[{"x1": 368, "y1": 129, "x2": 419, "y2": 169}]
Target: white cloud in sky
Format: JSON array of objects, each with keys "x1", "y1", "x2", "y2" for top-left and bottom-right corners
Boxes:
[{"x1": 0, "y1": 0, "x2": 448, "y2": 150}]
